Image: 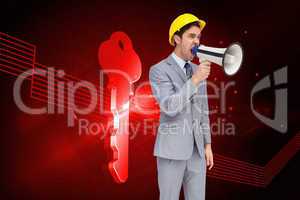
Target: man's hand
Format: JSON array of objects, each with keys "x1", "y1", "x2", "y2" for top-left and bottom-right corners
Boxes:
[
  {"x1": 191, "y1": 60, "x2": 211, "y2": 86},
  {"x1": 205, "y1": 144, "x2": 214, "y2": 170}
]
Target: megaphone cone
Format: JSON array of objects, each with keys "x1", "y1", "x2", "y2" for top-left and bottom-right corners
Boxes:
[{"x1": 191, "y1": 42, "x2": 243, "y2": 76}]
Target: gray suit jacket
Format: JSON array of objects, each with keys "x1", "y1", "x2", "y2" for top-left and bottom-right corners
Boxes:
[{"x1": 149, "y1": 54, "x2": 211, "y2": 160}]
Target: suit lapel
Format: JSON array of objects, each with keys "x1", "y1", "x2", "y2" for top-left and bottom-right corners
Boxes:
[{"x1": 165, "y1": 54, "x2": 187, "y2": 83}]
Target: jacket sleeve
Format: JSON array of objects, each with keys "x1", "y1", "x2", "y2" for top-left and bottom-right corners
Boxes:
[
  {"x1": 201, "y1": 80, "x2": 211, "y2": 144},
  {"x1": 149, "y1": 66, "x2": 198, "y2": 117}
]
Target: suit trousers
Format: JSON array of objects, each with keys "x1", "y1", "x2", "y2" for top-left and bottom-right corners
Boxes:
[{"x1": 156, "y1": 142, "x2": 207, "y2": 200}]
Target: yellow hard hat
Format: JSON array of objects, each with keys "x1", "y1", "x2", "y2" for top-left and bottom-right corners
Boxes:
[{"x1": 169, "y1": 13, "x2": 206, "y2": 46}]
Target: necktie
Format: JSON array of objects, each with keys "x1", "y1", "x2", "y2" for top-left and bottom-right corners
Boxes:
[{"x1": 184, "y1": 62, "x2": 193, "y2": 79}]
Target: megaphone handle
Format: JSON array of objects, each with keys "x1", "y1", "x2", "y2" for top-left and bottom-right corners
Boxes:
[{"x1": 199, "y1": 57, "x2": 208, "y2": 63}]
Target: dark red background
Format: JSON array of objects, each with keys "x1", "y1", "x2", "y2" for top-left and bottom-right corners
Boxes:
[{"x1": 0, "y1": 0, "x2": 298, "y2": 199}]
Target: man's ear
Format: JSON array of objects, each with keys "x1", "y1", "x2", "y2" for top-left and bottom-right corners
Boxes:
[{"x1": 173, "y1": 34, "x2": 181, "y2": 45}]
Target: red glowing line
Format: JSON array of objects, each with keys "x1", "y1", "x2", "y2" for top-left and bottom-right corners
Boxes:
[
  {"x1": 31, "y1": 87, "x2": 112, "y2": 118},
  {"x1": 207, "y1": 171, "x2": 264, "y2": 187},
  {"x1": 31, "y1": 89, "x2": 111, "y2": 120},
  {"x1": 0, "y1": 66, "x2": 33, "y2": 79},
  {"x1": 211, "y1": 164, "x2": 264, "y2": 183},
  {"x1": 32, "y1": 82, "x2": 111, "y2": 104},
  {"x1": 215, "y1": 154, "x2": 264, "y2": 169},
  {"x1": 31, "y1": 91, "x2": 111, "y2": 122},
  {"x1": 0, "y1": 57, "x2": 32, "y2": 70},
  {"x1": 214, "y1": 156, "x2": 264, "y2": 173},
  {"x1": 31, "y1": 64, "x2": 111, "y2": 97},
  {"x1": 215, "y1": 160, "x2": 263, "y2": 174},
  {"x1": 31, "y1": 85, "x2": 97, "y2": 109},
  {"x1": 34, "y1": 64, "x2": 111, "y2": 96},
  {"x1": 31, "y1": 89, "x2": 112, "y2": 122},
  {"x1": 0, "y1": 42, "x2": 34, "y2": 57},
  {"x1": 31, "y1": 89, "x2": 67, "y2": 108},
  {"x1": 35, "y1": 63, "x2": 82, "y2": 82},
  {"x1": 215, "y1": 159, "x2": 264, "y2": 177},
  {"x1": 0, "y1": 61, "x2": 103, "y2": 104},
  {"x1": 31, "y1": 82, "x2": 111, "y2": 108},
  {"x1": 209, "y1": 165, "x2": 264, "y2": 181},
  {"x1": 0, "y1": 63, "x2": 33, "y2": 78},
  {"x1": 0, "y1": 32, "x2": 35, "y2": 51},
  {"x1": 0, "y1": 37, "x2": 34, "y2": 53},
  {"x1": 209, "y1": 170, "x2": 264, "y2": 185},
  {"x1": 32, "y1": 66, "x2": 111, "y2": 97},
  {"x1": 32, "y1": 64, "x2": 110, "y2": 96},
  {"x1": 32, "y1": 76, "x2": 97, "y2": 102},
  {"x1": 0, "y1": 52, "x2": 33, "y2": 67},
  {"x1": 1, "y1": 48, "x2": 33, "y2": 63}
]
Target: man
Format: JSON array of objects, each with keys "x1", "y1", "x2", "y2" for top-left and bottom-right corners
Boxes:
[{"x1": 149, "y1": 13, "x2": 214, "y2": 200}]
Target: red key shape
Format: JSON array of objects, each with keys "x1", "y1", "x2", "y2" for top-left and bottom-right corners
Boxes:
[
  {"x1": 98, "y1": 32, "x2": 142, "y2": 183},
  {"x1": 108, "y1": 87, "x2": 129, "y2": 183}
]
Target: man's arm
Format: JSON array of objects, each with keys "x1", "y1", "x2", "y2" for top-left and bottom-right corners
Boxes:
[
  {"x1": 201, "y1": 80, "x2": 211, "y2": 144},
  {"x1": 201, "y1": 79, "x2": 214, "y2": 170},
  {"x1": 149, "y1": 66, "x2": 198, "y2": 117}
]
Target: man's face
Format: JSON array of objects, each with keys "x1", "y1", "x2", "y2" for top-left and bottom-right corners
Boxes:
[{"x1": 175, "y1": 25, "x2": 201, "y2": 61}]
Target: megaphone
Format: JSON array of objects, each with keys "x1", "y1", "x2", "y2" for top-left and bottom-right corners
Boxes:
[{"x1": 191, "y1": 42, "x2": 243, "y2": 76}]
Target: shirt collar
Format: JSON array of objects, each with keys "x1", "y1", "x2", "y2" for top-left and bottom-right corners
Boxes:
[{"x1": 171, "y1": 52, "x2": 190, "y2": 74}]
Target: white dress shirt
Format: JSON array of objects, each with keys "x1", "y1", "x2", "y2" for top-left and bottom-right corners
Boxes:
[{"x1": 171, "y1": 52, "x2": 191, "y2": 75}]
